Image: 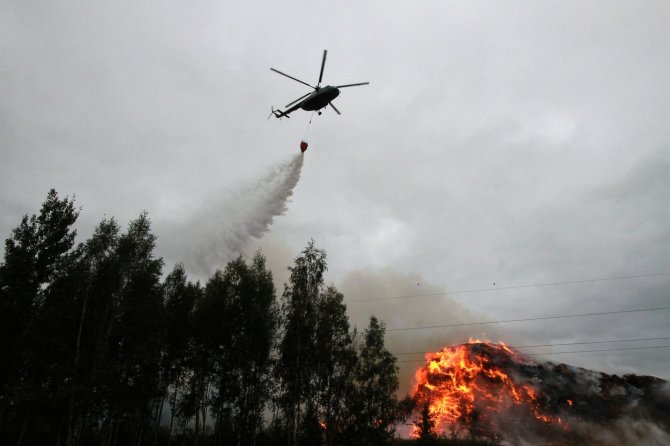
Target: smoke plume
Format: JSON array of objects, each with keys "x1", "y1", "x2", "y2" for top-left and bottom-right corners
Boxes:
[{"x1": 160, "y1": 153, "x2": 304, "y2": 276}]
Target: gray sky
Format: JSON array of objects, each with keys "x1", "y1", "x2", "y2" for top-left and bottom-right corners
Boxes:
[{"x1": 2, "y1": 0, "x2": 669, "y2": 393}]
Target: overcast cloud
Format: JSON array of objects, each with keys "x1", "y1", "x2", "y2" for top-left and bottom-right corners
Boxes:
[{"x1": 2, "y1": 0, "x2": 669, "y2": 394}]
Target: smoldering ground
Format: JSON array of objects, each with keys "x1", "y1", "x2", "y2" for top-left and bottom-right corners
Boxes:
[{"x1": 498, "y1": 372, "x2": 670, "y2": 445}]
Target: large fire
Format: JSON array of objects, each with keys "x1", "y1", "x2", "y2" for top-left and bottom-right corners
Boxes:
[{"x1": 412, "y1": 340, "x2": 562, "y2": 440}]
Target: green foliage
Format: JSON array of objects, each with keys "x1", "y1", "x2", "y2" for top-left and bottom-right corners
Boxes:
[
  {"x1": 0, "y1": 192, "x2": 409, "y2": 446},
  {"x1": 194, "y1": 253, "x2": 278, "y2": 445},
  {"x1": 0, "y1": 189, "x2": 80, "y2": 444},
  {"x1": 275, "y1": 240, "x2": 328, "y2": 444},
  {"x1": 100, "y1": 212, "x2": 165, "y2": 428},
  {"x1": 314, "y1": 286, "x2": 357, "y2": 445},
  {"x1": 339, "y1": 316, "x2": 402, "y2": 445}
]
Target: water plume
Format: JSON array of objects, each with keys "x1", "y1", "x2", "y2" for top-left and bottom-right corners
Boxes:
[{"x1": 162, "y1": 153, "x2": 304, "y2": 276}]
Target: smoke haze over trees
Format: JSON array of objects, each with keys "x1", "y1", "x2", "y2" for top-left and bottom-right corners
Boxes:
[
  {"x1": 3, "y1": 191, "x2": 670, "y2": 446},
  {"x1": 0, "y1": 190, "x2": 406, "y2": 446}
]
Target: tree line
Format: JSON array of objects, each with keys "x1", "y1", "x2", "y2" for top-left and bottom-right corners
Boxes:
[{"x1": 0, "y1": 190, "x2": 409, "y2": 446}]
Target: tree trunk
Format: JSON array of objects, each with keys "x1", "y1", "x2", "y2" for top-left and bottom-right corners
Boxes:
[
  {"x1": 194, "y1": 393, "x2": 200, "y2": 446},
  {"x1": 135, "y1": 424, "x2": 144, "y2": 446},
  {"x1": 67, "y1": 288, "x2": 89, "y2": 446},
  {"x1": 194, "y1": 418, "x2": 199, "y2": 446},
  {"x1": 291, "y1": 312, "x2": 303, "y2": 446},
  {"x1": 236, "y1": 389, "x2": 245, "y2": 446},
  {"x1": 199, "y1": 401, "x2": 206, "y2": 445},
  {"x1": 111, "y1": 417, "x2": 121, "y2": 446},
  {"x1": 16, "y1": 408, "x2": 30, "y2": 446},
  {"x1": 153, "y1": 396, "x2": 165, "y2": 446},
  {"x1": 167, "y1": 387, "x2": 178, "y2": 446},
  {"x1": 213, "y1": 404, "x2": 220, "y2": 446},
  {"x1": 103, "y1": 414, "x2": 119, "y2": 446}
]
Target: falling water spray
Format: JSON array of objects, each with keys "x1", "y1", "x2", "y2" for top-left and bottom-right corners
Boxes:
[{"x1": 161, "y1": 153, "x2": 305, "y2": 276}]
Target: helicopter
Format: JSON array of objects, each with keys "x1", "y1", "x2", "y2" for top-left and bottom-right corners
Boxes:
[{"x1": 269, "y1": 50, "x2": 369, "y2": 119}]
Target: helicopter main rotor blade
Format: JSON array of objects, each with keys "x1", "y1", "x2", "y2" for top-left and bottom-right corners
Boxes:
[
  {"x1": 285, "y1": 91, "x2": 312, "y2": 108},
  {"x1": 335, "y1": 82, "x2": 370, "y2": 88},
  {"x1": 270, "y1": 68, "x2": 315, "y2": 89},
  {"x1": 329, "y1": 102, "x2": 341, "y2": 115},
  {"x1": 318, "y1": 50, "x2": 328, "y2": 86}
]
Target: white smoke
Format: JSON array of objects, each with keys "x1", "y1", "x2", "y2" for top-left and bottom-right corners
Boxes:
[
  {"x1": 160, "y1": 153, "x2": 304, "y2": 277},
  {"x1": 565, "y1": 417, "x2": 670, "y2": 446},
  {"x1": 333, "y1": 268, "x2": 503, "y2": 396},
  {"x1": 501, "y1": 417, "x2": 670, "y2": 446}
]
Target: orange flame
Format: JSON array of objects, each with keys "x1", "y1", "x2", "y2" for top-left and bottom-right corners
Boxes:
[{"x1": 412, "y1": 341, "x2": 561, "y2": 439}]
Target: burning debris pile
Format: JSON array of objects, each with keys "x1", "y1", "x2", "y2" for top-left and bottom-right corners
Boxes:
[{"x1": 412, "y1": 341, "x2": 670, "y2": 445}]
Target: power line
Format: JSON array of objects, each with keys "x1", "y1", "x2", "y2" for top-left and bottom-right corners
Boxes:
[
  {"x1": 514, "y1": 336, "x2": 670, "y2": 349},
  {"x1": 347, "y1": 272, "x2": 670, "y2": 303},
  {"x1": 385, "y1": 306, "x2": 670, "y2": 332},
  {"x1": 526, "y1": 345, "x2": 670, "y2": 356},
  {"x1": 396, "y1": 345, "x2": 670, "y2": 363},
  {"x1": 394, "y1": 336, "x2": 670, "y2": 355}
]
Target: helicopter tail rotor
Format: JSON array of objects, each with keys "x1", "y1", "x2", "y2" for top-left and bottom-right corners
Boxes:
[{"x1": 268, "y1": 106, "x2": 290, "y2": 119}]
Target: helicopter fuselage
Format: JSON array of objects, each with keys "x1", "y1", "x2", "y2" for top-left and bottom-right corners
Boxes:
[
  {"x1": 270, "y1": 50, "x2": 368, "y2": 119},
  {"x1": 301, "y1": 86, "x2": 340, "y2": 111}
]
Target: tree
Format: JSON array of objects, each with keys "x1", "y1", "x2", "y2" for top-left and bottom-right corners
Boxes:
[
  {"x1": 230, "y1": 252, "x2": 278, "y2": 446},
  {"x1": 27, "y1": 240, "x2": 87, "y2": 445},
  {"x1": 160, "y1": 263, "x2": 202, "y2": 445},
  {"x1": 275, "y1": 240, "x2": 327, "y2": 446},
  {"x1": 0, "y1": 191, "x2": 411, "y2": 446},
  {"x1": 413, "y1": 399, "x2": 438, "y2": 446},
  {"x1": 342, "y1": 316, "x2": 401, "y2": 445},
  {"x1": 199, "y1": 253, "x2": 279, "y2": 446},
  {"x1": 314, "y1": 286, "x2": 357, "y2": 446},
  {"x1": 110, "y1": 213, "x2": 165, "y2": 443},
  {"x1": 77, "y1": 212, "x2": 164, "y2": 445},
  {"x1": 183, "y1": 268, "x2": 233, "y2": 444},
  {"x1": 0, "y1": 189, "x2": 79, "y2": 444},
  {"x1": 70, "y1": 217, "x2": 122, "y2": 445}
]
